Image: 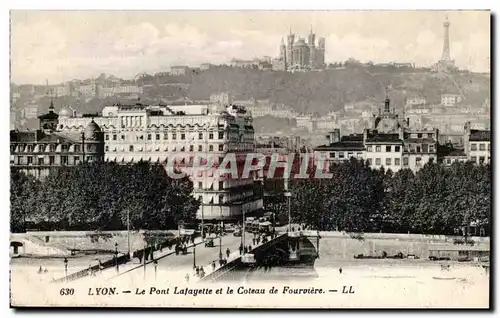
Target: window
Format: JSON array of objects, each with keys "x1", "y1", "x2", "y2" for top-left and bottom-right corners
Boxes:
[
  {"x1": 38, "y1": 158, "x2": 44, "y2": 165},
  {"x1": 385, "y1": 146, "x2": 391, "y2": 152},
  {"x1": 17, "y1": 156, "x2": 23, "y2": 165},
  {"x1": 156, "y1": 134, "x2": 160, "y2": 141},
  {"x1": 416, "y1": 145, "x2": 421, "y2": 153},
  {"x1": 209, "y1": 145, "x2": 214, "y2": 151},
  {"x1": 417, "y1": 133, "x2": 422, "y2": 138},
  {"x1": 147, "y1": 134, "x2": 152, "y2": 140},
  {"x1": 198, "y1": 195, "x2": 203, "y2": 202},
  {"x1": 105, "y1": 146, "x2": 109, "y2": 152},
  {"x1": 172, "y1": 133, "x2": 177, "y2": 140},
  {"x1": 219, "y1": 195, "x2": 224, "y2": 204},
  {"x1": 198, "y1": 182, "x2": 203, "y2": 189},
  {"x1": 61, "y1": 156, "x2": 68, "y2": 165},
  {"x1": 113, "y1": 134, "x2": 117, "y2": 141},
  {"x1": 428, "y1": 133, "x2": 433, "y2": 139},
  {"x1": 74, "y1": 145, "x2": 80, "y2": 152},
  {"x1": 447, "y1": 159, "x2": 451, "y2": 164},
  {"x1": 471, "y1": 143, "x2": 477, "y2": 151},
  {"x1": 348, "y1": 152, "x2": 353, "y2": 158},
  {"x1": 479, "y1": 156, "x2": 485, "y2": 164},
  {"x1": 357, "y1": 152, "x2": 363, "y2": 157},
  {"x1": 479, "y1": 144, "x2": 486, "y2": 151},
  {"x1": 121, "y1": 135, "x2": 125, "y2": 140},
  {"x1": 87, "y1": 144, "x2": 92, "y2": 152},
  {"x1": 403, "y1": 157, "x2": 409, "y2": 166},
  {"x1": 429, "y1": 144, "x2": 435, "y2": 152},
  {"x1": 404, "y1": 145, "x2": 409, "y2": 152},
  {"x1": 416, "y1": 157, "x2": 422, "y2": 166},
  {"x1": 386, "y1": 158, "x2": 392, "y2": 165},
  {"x1": 209, "y1": 133, "x2": 214, "y2": 139},
  {"x1": 339, "y1": 152, "x2": 345, "y2": 159},
  {"x1": 471, "y1": 156, "x2": 477, "y2": 163},
  {"x1": 375, "y1": 146, "x2": 381, "y2": 152},
  {"x1": 329, "y1": 152, "x2": 335, "y2": 158},
  {"x1": 367, "y1": 158, "x2": 372, "y2": 165},
  {"x1": 189, "y1": 145, "x2": 194, "y2": 152},
  {"x1": 105, "y1": 134, "x2": 109, "y2": 140},
  {"x1": 219, "y1": 144, "x2": 224, "y2": 151},
  {"x1": 429, "y1": 157, "x2": 434, "y2": 164},
  {"x1": 74, "y1": 156, "x2": 80, "y2": 165},
  {"x1": 49, "y1": 156, "x2": 55, "y2": 165},
  {"x1": 367, "y1": 146, "x2": 373, "y2": 152},
  {"x1": 27, "y1": 145, "x2": 33, "y2": 152},
  {"x1": 395, "y1": 146, "x2": 400, "y2": 152},
  {"x1": 164, "y1": 133, "x2": 168, "y2": 140},
  {"x1": 395, "y1": 158, "x2": 400, "y2": 166},
  {"x1": 181, "y1": 133, "x2": 186, "y2": 140},
  {"x1": 198, "y1": 145, "x2": 203, "y2": 151},
  {"x1": 129, "y1": 145, "x2": 134, "y2": 152},
  {"x1": 199, "y1": 133, "x2": 203, "y2": 140},
  {"x1": 375, "y1": 158, "x2": 381, "y2": 165},
  {"x1": 219, "y1": 132, "x2": 224, "y2": 139},
  {"x1": 219, "y1": 181, "x2": 224, "y2": 190},
  {"x1": 27, "y1": 156, "x2": 33, "y2": 164}
]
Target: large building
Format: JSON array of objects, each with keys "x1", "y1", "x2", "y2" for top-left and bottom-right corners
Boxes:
[
  {"x1": 433, "y1": 15, "x2": 458, "y2": 73},
  {"x1": 274, "y1": 28, "x2": 326, "y2": 71},
  {"x1": 10, "y1": 103, "x2": 105, "y2": 179},
  {"x1": 57, "y1": 100, "x2": 263, "y2": 221},
  {"x1": 464, "y1": 121, "x2": 491, "y2": 165}
]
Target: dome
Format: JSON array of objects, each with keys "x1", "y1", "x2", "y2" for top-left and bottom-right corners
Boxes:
[
  {"x1": 293, "y1": 38, "x2": 307, "y2": 47},
  {"x1": 84, "y1": 120, "x2": 101, "y2": 140},
  {"x1": 59, "y1": 107, "x2": 72, "y2": 118}
]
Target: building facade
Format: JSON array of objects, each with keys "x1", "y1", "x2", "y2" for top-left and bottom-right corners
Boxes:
[
  {"x1": 10, "y1": 109, "x2": 105, "y2": 179},
  {"x1": 57, "y1": 102, "x2": 263, "y2": 221},
  {"x1": 464, "y1": 121, "x2": 491, "y2": 165}
]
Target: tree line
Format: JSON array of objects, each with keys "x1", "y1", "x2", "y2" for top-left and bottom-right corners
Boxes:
[
  {"x1": 10, "y1": 163, "x2": 199, "y2": 233},
  {"x1": 267, "y1": 158, "x2": 491, "y2": 236}
]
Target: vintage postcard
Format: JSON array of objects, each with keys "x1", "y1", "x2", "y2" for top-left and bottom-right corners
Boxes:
[{"x1": 9, "y1": 10, "x2": 491, "y2": 308}]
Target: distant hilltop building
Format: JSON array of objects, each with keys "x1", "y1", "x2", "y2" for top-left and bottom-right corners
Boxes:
[
  {"x1": 433, "y1": 14, "x2": 458, "y2": 73},
  {"x1": 273, "y1": 27, "x2": 326, "y2": 72}
]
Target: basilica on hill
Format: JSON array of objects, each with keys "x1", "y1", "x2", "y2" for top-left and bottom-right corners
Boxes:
[{"x1": 272, "y1": 27, "x2": 326, "y2": 72}]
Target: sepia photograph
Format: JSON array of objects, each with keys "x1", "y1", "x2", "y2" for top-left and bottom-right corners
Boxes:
[{"x1": 8, "y1": 9, "x2": 491, "y2": 308}]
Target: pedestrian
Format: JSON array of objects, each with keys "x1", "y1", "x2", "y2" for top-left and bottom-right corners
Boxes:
[
  {"x1": 252, "y1": 238, "x2": 256, "y2": 245},
  {"x1": 244, "y1": 246, "x2": 248, "y2": 254},
  {"x1": 226, "y1": 248, "x2": 230, "y2": 258},
  {"x1": 185, "y1": 273, "x2": 190, "y2": 282},
  {"x1": 196, "y1": 266, "x2": 200, "y2": 276},
  {"x1": 38, "y1": 266, "x2": 43, "y2": 274},
  {"x1": 200, "y1": 266, "x2": 205, "y2": 278},
  {"x1": 212, "y1": 261, "x2": 216, "y2": 270},
  {"x1": 239, "y1": 244, "x2": 243, "y2": 255},
  {"x1": 339, "y1": 268, "x2": 343, "y2": 274},
  {"x1": 248, "y1": 245, "x2": 252, "y2": 252}
]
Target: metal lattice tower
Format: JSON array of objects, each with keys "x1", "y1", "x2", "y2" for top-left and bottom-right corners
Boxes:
[{"x1": 441, "y1": 15, "x2": 451, "y2": 61}]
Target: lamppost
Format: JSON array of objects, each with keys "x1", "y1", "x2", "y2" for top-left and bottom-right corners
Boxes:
[
  {"x1": 114, "y1": 242, "x2": 119, "y2": 273},
  {"x1": 153, "y1": 259, "x2": 158, "y2": 280},
  {"x1": 193, "y1": 244, "x2": 196, "y2": 268},
  {"x1": 219, "y1": 221, "x2": 223, "y2": 261},
  {"x1": 63, "y1": 257, "x2": 68, "y2": 281}
]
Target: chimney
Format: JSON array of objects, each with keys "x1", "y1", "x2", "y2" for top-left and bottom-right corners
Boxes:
[
  {"x1": 333, "y1": 128, "x2": 340, "y2": 143},
  {"x1": 398, "y1": 126, "x2": 404, "y2": 140}
]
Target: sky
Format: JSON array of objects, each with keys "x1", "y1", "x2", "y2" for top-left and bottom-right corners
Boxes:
[{"x1": 10, "y1": 10, "x2": 490, "y2": 85}]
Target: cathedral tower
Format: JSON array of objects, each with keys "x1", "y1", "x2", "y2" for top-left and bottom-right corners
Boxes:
[{"x1": 286, "y1": 27, "x2": 295, "y2": 69}]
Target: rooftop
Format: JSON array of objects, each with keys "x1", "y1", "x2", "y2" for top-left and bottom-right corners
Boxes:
[
  {"x1": 469, "y1": 130, "x2": 490, "y2": 141},
  {"x1": 365, "y1": 133, "x2": 402, "y2": 143}
]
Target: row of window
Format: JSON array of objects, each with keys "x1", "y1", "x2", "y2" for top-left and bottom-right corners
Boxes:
[
  {"x1": 105, "y1": 144, "x2": 226, "y2": 153},
  {"x1": 410, "y1": 133, "x2": 434, "y2": 139},
  {"x1": 470, "y1": 156, "x2": 490, "y2": 164},
  {"x1": 366, "y1": 145, "x2": 401, "y2": 153},
  {"x1": 15, "y1": 155, "x2": 94, "y2": 165},
  {"x1": 367, "y1": 157, "x2": 431, "y2": 167},
  {"x1": 105, "y1": 132, "x2": 226, "y2": 142},
  {"x1": 328, "y1": 152, "x2": 364, "y2": 159},
  {"x1": 12, "y1": 144, "x2": 93, "y2": 153},
  {"x1": 470, "y1": 143, "x2": 490, "y2": 151},
  {"x1": 366, "y1": 144, "x2": 435, "y2": 153}
]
